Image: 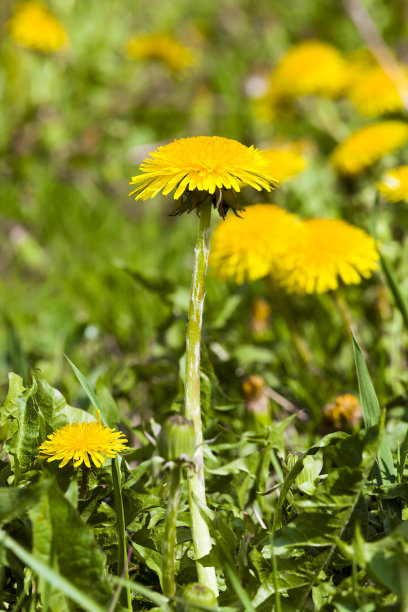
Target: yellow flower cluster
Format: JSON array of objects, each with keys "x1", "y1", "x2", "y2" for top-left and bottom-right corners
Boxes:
[
  {"x1": 377, "y1": 165, "x2": 408, "y2": 202},
  {"x1": 210, "y1": 205, "x2": 379, "y2": 294},
  {"x1": 124, "y1": 33, "x2": 195, "y2": 72},
  {"x1": 8, "y1": 1, "x2": 69, "y2": 53},
  {"x1": 330, "y1": 121, "x2": 408, "y2": 175}
]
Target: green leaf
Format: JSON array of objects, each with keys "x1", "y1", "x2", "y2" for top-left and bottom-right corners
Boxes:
[
  {"x1": 352, "y1": 332, "x2": 396, "y2": 485},
  {"x1": 28, "y1": 473, "x2": 113, "y2": 607},
  {"x1": 0, "y1": 479, "x2": 51, "y2": 524},
  {"x1": 0, "y1": 530, "x2": 106, "y2": 612}
]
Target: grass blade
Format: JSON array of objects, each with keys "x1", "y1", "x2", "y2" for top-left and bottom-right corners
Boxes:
[
  {"x1": 380, "y1": 252, "x2": 408, "y2": 332},
  {"x1": 351, "y1": 330, "x2": 395, "y2": 482},
  {"x1": 110, "y1": 576, "x2": 172, "y2": 610},
  {"x1": 352, "y1": 331, "x2": 400, "y2": 529}
]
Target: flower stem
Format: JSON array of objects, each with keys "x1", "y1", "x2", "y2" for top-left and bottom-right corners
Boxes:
[
  {"x1": 112, "y1": 456, "x2": 132, "y2": 609},
  {"x1": 185, "y1": 200, "x2": 218, "y2": 597},
  {"x1": 79, "y1": 466, "x2": 89, "y2": 500},
  {"x1": 161, "y1": 464, "x2": 182, "y2": 596}
]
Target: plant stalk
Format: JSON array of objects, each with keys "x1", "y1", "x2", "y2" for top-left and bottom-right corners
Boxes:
[
  {"x1": 79, "y1": 467, "x2": 89, "y2": 500},
  {"x1": 161, "y1": 465, "x2": 182, "y2": 596},
  {"x1": 185, "y1": 200, "x2": 218, "y2": 597},
  {"x1": 112, "y1": 456, "x2": 132, "y2": 609}
]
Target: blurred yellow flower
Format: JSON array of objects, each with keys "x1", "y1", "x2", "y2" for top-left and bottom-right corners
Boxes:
[
  {"x1": 267, "y1": 40, "x2": 348, "y2": 99},
  {"x1": 377, "y1": 165, "x2": 408, "y2": 202},
  {"x1": 209, "y1": 204, "x2": 301, "y2": 284},
  {"x1": 39, "y1": 411, "x2": 128, "y2": 468},
  {"x1": 275, "y1": 219, "x2": 379, "y2": 294},
  {"x1": 8, "y1": 1, "x2": 69, "y2": 53},
  {"x1": 124, "y1": 33, "x2": 195, "y2": 72},
  {"x1": 262, "y1": 146, "x2": 307, "y2": 182},
  {"x1": 330, "y1": 121, "x2": 408, "y2": 175},
  {"x1": 347, "y1": 64, "x2": 408, "y2": 117},
  {"x1": 129, "y1": 136, "x2": 278, "y2": 216}
]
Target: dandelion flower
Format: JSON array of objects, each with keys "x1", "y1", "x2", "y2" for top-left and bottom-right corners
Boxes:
[
  {"x1": 209, "y1": 204, "x2": 301, "y2": 284},
  {"x1": 8, "y1": 1, "x2": 68, "y2": 53},
  {"x1": 124, "y1": 33, "x2": 195, "y2": 72},
  {"x1": 262, "y1": 146, "x2": 307, "y2": 182},
  {"x1": 377, "y1": 165, "x2": 408, "y2": 202},
  {"x1": 276, "y1": 219, "x2": 379, "y2": 294},
  {"x1": 330, "y1": 121, "x2": 408, "y2": 175},
  {"x1": 268, "y1": 40, "x2": 348, "y2": 99},
  {"x1": 129, "y1": 136, "x2": 278, "y2": 217},
  {"x1": 347, "y1": 64, "x2": 408, "y2": 117},
  {"x1": 39, "y1": 411, "x2": 128, "y2": 468}
]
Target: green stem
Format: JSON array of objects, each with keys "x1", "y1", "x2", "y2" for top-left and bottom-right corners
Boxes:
[
  {"x1": 162, "y1": 465, "x2": 182, "y2": 596},
  {"x1": 185, "y1": 201, "x2": 218, "y2": 597},
  {"x1": 112, "y1": 456, "x2": 131, "y2": 609},
  {"x1": 79, "y1": 467, "x2": 89, "y2": 500}
]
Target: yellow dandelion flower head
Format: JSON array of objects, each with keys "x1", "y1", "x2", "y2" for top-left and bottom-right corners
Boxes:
[
  {"x1": 377, "y1": 165, "x2": 408, "y2": 202},
  {"x1": 262, "y1": 144, "x2": 307, "y2": 182},
  {"x1": 39, "y1": 411, "x2": 128, "y2": 468},
  {"x1": 275, "y1": 219, "x2": 379, "y2": 294},
  {"x1": 129, "y1": 136, "x2": 278, "y2": 210},
  {"x1": 124, "y1": 33, "x2": 195, "y2": 72},
  {"x1": 8, "y1": 1, "x2": 69, "y2": 53},
  {"x1": 269, "y1": 40, "x2": 348, "y2": 99},
  {"x1": 330, "y1": 120, "x2": 408, "y2": 175},
  {"x1": 209, "y1": 204, "x2": 301, "y2": 284},
  {"x1": 347, "y1": 64, "x2": 408, "y2": 117}
]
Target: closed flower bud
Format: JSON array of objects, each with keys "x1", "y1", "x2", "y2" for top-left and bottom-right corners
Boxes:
[
  {"x1": 157, "y1": 415, "x2": 195, "y2": 462},
  {"x1": 178, "y1": 582, "x2": 217, "y2": 611},
  {"x1": 285, "y1": 452, "x2": 321, "y2": 495}
]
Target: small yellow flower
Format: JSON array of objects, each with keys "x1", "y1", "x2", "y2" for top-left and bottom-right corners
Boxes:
[
  {"x1": 39, "y1": 411, "x2": 128, "y2": 468},
  {"x1": 209, "y1": 204, "x2": 301, "y2": 284},
  {"x1": 8, "y1": 1, "x2": 69, "y2": 53},
  {"x1": 347, "y1": 64, "x2": 408, "y2": 117},
  {"x1": 267, "y1": 40, "x2": 348, "y2": 99},
  {"x1": 330, "y1": 120, "x2": 408, "y2": 175},
  {"x1": 377, "y1": 165, "x2": 408, "y2": 202},
  {"x1": 129, "y1": 136, "x2": 278, "y2": 217},
  {"x1": 275, "y1": 219, "x2": 379, "y2": 294},
  {"x1": 124, "y1": 33, "x2": 195, "y2": 72},
  {"x1": 262, "y1": 145, "x2": 307, "y2": 182}
]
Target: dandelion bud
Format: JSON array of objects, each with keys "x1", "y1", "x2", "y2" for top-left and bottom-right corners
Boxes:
[
  {"x1": 179, "y1": 583, "x2": 217, "y2": 611},
  {"x1": 285, "y1": 452, "x2": 321, "y2": 495},
  {"x1": 157, "y1": 415, "x2": 195, "y2": 462}
]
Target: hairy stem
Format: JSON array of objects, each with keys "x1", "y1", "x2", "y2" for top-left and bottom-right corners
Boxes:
[
  {"x1": 161, "y1": 465, "x2": 182, "y2": 596},
  {"x1": 185, "y1": 201, "x2": 218, "y2": 597}
]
